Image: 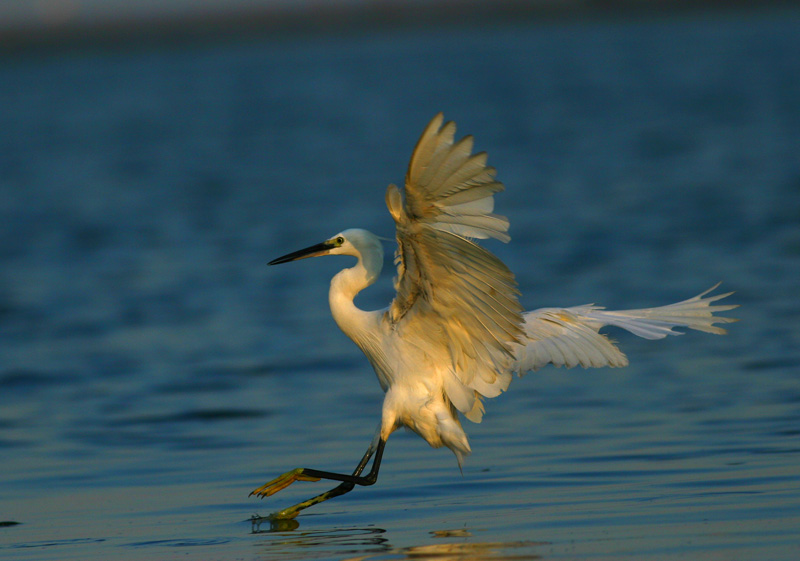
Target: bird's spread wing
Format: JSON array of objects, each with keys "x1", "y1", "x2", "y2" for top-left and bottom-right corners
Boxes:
[
  {"x1": 512, "y1": 284, "x2": 738, "y2": 372},
  {"x1": 512, "y1": 308, "x2": 630, "y2": 371},
  {"x1": 385, "y1": 114, "x2": 524, "y2": 420}
]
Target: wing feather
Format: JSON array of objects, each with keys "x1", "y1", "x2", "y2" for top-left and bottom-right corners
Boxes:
[
  {"x1": 512, "y1": 285, "x2": 737, "y2": 373},
  {"x1": 427, "y1": 136, "x2": 474, "y2": 193},
  {"x1": 383, "y1": 115, "x2": 737, "y2": 425},
  {"x1": 386, "y1": 114, "x2": 524, "y2": 409},
  {"x1": 513, "y1": 309, "x2": 629, "y2": 372}
]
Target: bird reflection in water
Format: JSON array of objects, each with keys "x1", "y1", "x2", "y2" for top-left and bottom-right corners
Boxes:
[{"x1": 251, "y1": 522, "x2": 544, "y2": 561}]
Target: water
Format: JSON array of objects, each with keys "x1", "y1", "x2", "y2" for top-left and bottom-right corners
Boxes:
[{"x1": 2, "y1": 8, "x2": 800, "y2": 560}]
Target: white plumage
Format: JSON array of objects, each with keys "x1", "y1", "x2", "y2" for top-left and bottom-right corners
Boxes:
[
  {"x1": 251, "y1": 113, "x2": 737, "y2": 519},
  {"x1": 513, "y1": 283, "x2": 735, "y2": 372}
]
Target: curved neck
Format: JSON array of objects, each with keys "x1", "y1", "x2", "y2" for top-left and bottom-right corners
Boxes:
[{"x1": 329, "y1": 248, "x2": 383, "y2": 340}]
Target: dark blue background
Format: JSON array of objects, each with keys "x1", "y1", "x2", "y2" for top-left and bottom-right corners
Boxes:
[{"x1": 1, "y1": 8, "x2": 798, "y2": 560}]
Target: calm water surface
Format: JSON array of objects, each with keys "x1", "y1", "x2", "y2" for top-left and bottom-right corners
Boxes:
[{"x1": 2, "y1": 8, "x2": 799, "y2": 561}]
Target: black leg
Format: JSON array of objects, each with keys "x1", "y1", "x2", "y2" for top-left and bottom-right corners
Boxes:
[
  {"x1": 250, "y1": 429, "x2": 386, "y2": 520},
  {"x1": 300, "y1": 437, "x2": 385, "y2": 486}
]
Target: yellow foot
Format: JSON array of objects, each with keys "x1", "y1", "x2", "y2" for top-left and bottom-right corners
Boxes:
[
  {"x1": 249, "y1": 468, "x2": 321, "y2": 499},
  {"x1": 251, "y1": 513, "x2": 300, "y2": 531}
]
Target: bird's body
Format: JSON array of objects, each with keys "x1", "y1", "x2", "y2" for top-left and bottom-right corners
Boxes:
[
  {"x1": 323, "y1": 228, "x2": 475, "y2": 462},
  {"x1": 251, "y1": 114, "x2": 737, "y2": 522}
]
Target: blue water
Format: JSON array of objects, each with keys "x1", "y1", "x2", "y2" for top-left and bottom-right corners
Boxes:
[{"x1": 2, "y1": 8, "x2": 800, "y2": 560}]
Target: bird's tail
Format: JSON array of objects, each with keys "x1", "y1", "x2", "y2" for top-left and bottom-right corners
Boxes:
[
  {"x1": 572, "y1": 283, "x2": 739, "y2": 340},
  {"x1": 436, "y1": 408, "x2": 472, "y2": 470}
]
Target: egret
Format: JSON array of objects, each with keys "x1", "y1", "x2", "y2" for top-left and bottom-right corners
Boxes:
[{"x1": 251, "y1": 113, "x2": 737, "y2": 520}]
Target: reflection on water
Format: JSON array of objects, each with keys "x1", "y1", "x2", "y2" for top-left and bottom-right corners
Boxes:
[
  {"x1": 252, "y1": 525, "x2": 544, "y2": 561},
  {"x1": 253, "y1": 516, "x2": 301, "y2": 533},
  {"x1": 253, "y1": 526, "x2": 391, "y2": 560},
  {"x1": 394, "y1": 540, "x2": 544, "y2": 561},
  {"x1": 430, "y1": 529, "x2": 473, "y2": 538}
]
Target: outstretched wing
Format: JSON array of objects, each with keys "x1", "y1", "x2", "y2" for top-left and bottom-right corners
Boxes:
[
  {"x1": 385, "y1": 114, "x2": 524, "y2": 419},
  {"x1": 512, "y1": 284, "x2": 738, "y2": 372}
]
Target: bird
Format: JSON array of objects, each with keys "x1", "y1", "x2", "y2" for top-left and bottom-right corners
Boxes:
[{"x1": 250, "y1": 113, "x2": 737, "y2": 520}]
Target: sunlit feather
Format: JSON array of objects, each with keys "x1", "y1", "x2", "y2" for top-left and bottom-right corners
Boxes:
[{"x1": 252, "y1": 114, "x2": 738, "y2": 519}]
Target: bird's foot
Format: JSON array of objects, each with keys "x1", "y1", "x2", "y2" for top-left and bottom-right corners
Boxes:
[
  {"x1": 249, "y1": 468, "x2": 321, "y2": 499},
  {"x1": 250, "y1": 511, "x2": 302, "y2": 529}
]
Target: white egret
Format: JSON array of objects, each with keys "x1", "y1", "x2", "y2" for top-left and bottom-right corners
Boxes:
[{"x1": 251, "y1": 113, "x2": 737, "y2": 520}]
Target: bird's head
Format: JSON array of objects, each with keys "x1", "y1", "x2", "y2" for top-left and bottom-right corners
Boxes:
[{"x1": 269, "y1": 228, "x2": 384, "y2": 265}]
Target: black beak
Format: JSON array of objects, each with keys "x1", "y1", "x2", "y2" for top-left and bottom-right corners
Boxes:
[{"x1": 269, "y1": 240, "x2": 335, "y2": 265}]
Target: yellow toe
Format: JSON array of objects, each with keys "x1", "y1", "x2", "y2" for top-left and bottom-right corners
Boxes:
[{"x1": 249, "y1": 468, "x2": 321, "y2": 498}]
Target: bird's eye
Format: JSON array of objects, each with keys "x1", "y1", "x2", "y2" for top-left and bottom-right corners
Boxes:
[{"x1": 336, "y1": 236, "x2": 345, "y2": 245}]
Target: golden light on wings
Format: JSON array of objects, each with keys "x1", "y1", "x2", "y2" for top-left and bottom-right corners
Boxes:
[{"x1": 385, "y1": 114, "x2": 525, "y2": 402}]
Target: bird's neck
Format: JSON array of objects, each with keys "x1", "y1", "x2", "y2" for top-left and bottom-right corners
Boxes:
[{"x1": 328, "y1": 251, "x2": 383, "y2": 341}]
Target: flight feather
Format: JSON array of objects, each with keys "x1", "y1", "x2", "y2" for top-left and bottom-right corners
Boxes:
[{"x1": 385, "y1": 114, "x2": 525, "y2": 420}]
